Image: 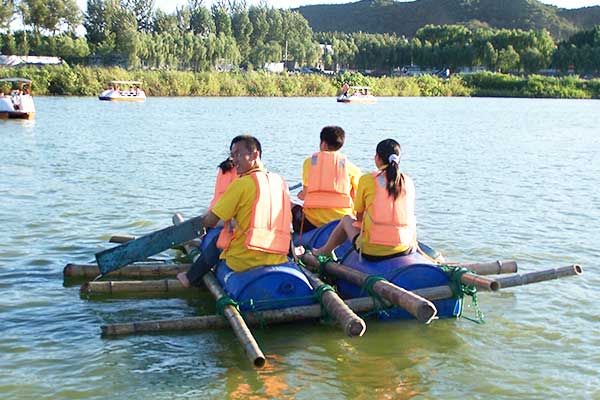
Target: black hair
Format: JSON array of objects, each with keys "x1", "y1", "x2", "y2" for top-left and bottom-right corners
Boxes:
[
  {"x1": 320, "y1": 126, "x2": 345, "y2": 151},
  {"x1": 230, "y1": 134, "x2": 262, "y2": 157},
  {"x1": 376, "y1": 139, "x2": 403, "y2": 200},
  {"x1": 218, "y1": 158, "x2": 235, "y2": 172}
]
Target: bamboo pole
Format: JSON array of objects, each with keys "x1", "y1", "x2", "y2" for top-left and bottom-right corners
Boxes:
[
  {"x1": 459, "y1": 260, "x2": 518, "y2": 276},
  {"x1": 173, "y1": 213, "x2": 266, "y2": 368},
  {"x1": 459, "y1": 272, "x2": 500, "y2": 291},
  {"x1": 301, "y1": 253, "x2": 438, "y2": 324},
  {"x1": 64, "y1": 263, "x2": 190, "y2": 279},
  {"x1": 80, "y1": 279, "x2": 189, "y2": 295},
  {"x1": 202, "y1": 272, "x2": 266, "y2": 368},
  {"x1": 102, "y1": 285, "x2": 455, "y2": 336},
  {"x1": 495, "y1": 264, "x2": 582, "y2": 289},
  {"x1": 298, "y1": 265, "x2": 366, "y2": 337},
  {"x1": 109, "y1": 234, "x2": 136, "y2": 244}
]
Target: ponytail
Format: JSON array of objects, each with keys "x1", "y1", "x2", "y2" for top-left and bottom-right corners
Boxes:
[
  {"x1": 218, "y1": 158, "x2": 235, "y2": 173},
  {"x1": 376, "y1": 139, "x2": 403, "y2": 200}
]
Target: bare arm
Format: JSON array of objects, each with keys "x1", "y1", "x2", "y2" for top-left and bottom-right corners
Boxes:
[{"x1": 203, "y1": 211, "x2": 220, "y2": 228}]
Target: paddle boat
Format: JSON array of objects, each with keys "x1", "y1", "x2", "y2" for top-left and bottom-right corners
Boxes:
[
  {"x1": 337, "y1": 86, "x2": 377, "y2": 103},
  {"x1": 98, "y1": 80, "x2": 146, "y2": 101},
  {"x1": 0, "y1": 78, "x2": 35, "y2": 120}
]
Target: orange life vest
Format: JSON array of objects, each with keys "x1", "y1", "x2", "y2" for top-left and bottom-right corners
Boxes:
[
  {"x1": 365, "y1": 171, "x2": 416, "y2": 247},
  {"x1": 216, "y1": 170, "x2": 291, "y2": 255},
  {"x1": 209, "y1": 168, "x2": 238, "y2": 210},
  {"x1": 303, "y1": 151, "x2": 353, "y2": 209}
]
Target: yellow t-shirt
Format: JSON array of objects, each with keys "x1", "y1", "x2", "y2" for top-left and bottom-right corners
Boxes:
[
  {"x1": 354, "y1": 172, "x2": 413, "y2": 257},
  {"x1": 211, "y1": 170, "x2": 289, "y2": 272},
  {"x1": 302, "y1": 152, "x2": 362, "y2": 227}
]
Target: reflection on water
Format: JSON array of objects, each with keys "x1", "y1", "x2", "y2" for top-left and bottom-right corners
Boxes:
[{"x1": 0, "y1": 96, "x2": 598, "y2": 399}]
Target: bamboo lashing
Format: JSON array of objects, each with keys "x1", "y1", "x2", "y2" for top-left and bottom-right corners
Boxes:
[
  {"x1": 173, "y1": 213, "x2": 266, "y2": 368},
  {"x1": 298, "y1": 265, "x2": 366, "y2": 337},
  {"x1": 102, "y1": 285, "x2": 455, "y2": 336},
  {"x1": 300, "y1": 253, "x2": 438, "y2": 324}
]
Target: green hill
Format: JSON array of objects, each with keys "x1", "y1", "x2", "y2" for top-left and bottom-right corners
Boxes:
[{"x1": 296, "y1": 0, "x2": 600, "y2": 41}]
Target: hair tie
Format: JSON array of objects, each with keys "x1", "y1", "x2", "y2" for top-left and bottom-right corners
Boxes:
[{"x1": 388, "y1": 154, "x2": 400, "y2": 164}]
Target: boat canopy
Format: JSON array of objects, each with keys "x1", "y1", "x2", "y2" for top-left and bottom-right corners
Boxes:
[
  {"x1": 350, "y1": 86, "x2": 370, "y2": 90},
  {"x1": 0, "y1": 77, "x2": 32, "y2": 83},
  {"x1": 109, "y1": 80, "x2": 142, "y2": 85}
]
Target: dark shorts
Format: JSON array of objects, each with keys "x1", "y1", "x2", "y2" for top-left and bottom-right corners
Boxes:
[
  {"x1": 291, "y1": 204, "x2": 318, "y2": 234},
  {"x1": 352, "y1": 234, "x2": 414, "y2": 262}
]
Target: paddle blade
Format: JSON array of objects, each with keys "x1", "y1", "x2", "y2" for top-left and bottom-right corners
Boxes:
[{"x1": 95, "y1": 216, "x2": 204, "y2": 275}]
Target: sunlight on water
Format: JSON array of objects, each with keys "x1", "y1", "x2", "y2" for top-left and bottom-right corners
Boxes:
[{"x1": 0, "y1": 96, "x2": 598, "y2": 399}]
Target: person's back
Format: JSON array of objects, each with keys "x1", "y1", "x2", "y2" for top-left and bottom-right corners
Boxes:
[
  {"x1": 313, "y1": 138, "x2": 416, "y2": 260},
  {"x1": 208, "y1": 158, "x2": 238, "y2": 210},
  {"x1": 294, "y1": 126, "x2": 361, "y2": 233},
  {"x1": 178, "y1": 135, "x2": 291, "y2": 287}
]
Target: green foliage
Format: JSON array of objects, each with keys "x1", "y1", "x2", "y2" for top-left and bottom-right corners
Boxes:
[
  {"x1": 332, "y1": 71, "x2": 370, "y2": 88},
  {"x1": 0, "y1": 66, "x2": 598, "y2": 99},
  {"x1": 297, "y1": 0, "x2": 582, "y2": 41}
]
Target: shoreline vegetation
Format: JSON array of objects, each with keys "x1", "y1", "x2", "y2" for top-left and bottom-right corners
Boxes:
[{"x1": 1, "y1": 65, "x2": 600, "y2": 99}]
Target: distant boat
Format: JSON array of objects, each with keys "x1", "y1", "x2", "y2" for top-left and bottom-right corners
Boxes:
[
  {"x1": 0, "y1": 77, "x2": 35, "y2": 120},
  {"x1": 99, "y1": 80, "x2": 146, "y2": 102},
  {"x1": 337, "y1": 85, "x2": 377, "y2": 104}
]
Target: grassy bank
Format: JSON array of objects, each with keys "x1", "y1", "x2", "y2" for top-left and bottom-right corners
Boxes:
[{"x1": 1, "y1": 66, "x2": 599, "y2": 99}]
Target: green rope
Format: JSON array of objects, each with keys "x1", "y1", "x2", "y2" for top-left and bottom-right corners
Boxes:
[
  {"x1": 177, "y1": 247, "x2": 201, "y2": 264},
  {"x1": 439, "y1": 265, "x2": 485, "y2": 324},
  {"x1": 313, "y1": 283, "x2": 336, "y2": 323},
  {"x1": 360, "y1": 275, "x2": 391, "y2": 318},
  {"x1": 215, "y1": 295, "x2": 239, "y2": 316}
]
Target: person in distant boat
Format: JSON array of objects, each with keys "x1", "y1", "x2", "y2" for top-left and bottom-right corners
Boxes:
[
  {"x1": 342, "y1": 83, "x2": 349, "y2": 97},
  {"x1": 293, "y1": 126, "x2": 361, "y2": 234},
  {"x1": 312, "y1": 139, "x2": 417, "y2": 260},
  {"x1": 177, "y1": 135, "x2": 292, "y2": 287}
]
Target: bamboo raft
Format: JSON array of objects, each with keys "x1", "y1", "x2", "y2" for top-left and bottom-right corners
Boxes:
[{"x1": 71, "y1": 215, "x2": 583, "y2": 368}]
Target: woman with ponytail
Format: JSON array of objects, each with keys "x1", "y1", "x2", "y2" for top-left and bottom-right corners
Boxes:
[{"x1": 313, "y1": 139, "x2": 416, "y2": 260}]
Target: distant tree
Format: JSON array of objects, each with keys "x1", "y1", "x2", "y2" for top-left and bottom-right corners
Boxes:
[
  {"x1": 0, "y1": 0, "x2": 14, "y2": 30},
  {"x1": 153, "y1": 9, "x2": 178, "y2": 35},
  {"x1": 1, "y1": 31, "x2": 17, "y2": 54},
  {"x1": 497, "y1": 45, "x2": 520, "y2": 72},
  {"x1": 211, "y1": 4, "x2": 232, "y2": 36},
  {"x1": 482, "y1": 41, "x2": 498, "y2": 70},
  {"x1": 121, "y1": 0, "x2": 155, "y2": 33},
  {"x1": 231, "y1": 7, "x2": 252, "y2": 61},
  {"x1": 20, "y1": 0, "x2": 82, "y2": 34}
]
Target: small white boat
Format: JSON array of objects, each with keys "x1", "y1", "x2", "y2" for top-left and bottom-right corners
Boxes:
[
  {"x1": 99, "y1": 80, "x2": 146, "y2": 102},
  {"x1": 0, "y1": 78, "x2": 35, "y2": 120},
  {"x1": 337, "y1": 85, "x2": 377, "y2": 104}
]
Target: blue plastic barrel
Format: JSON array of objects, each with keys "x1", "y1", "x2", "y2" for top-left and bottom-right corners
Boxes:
[
  {"x1": 337, "y1": 250, "x2": 461, "y2": 319},
  {"x1": 215, "y1": 261, "x2": 316, "y2": 311},
  {"x1": 293, "y1": 220, "x2": 353, "y2": 260}
]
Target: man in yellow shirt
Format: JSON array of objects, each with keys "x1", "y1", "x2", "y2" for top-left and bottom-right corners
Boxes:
[
  {"x1": 178, "y1": 135, "x2": 290, "y2": 287},
  {"x1": 293, "y1": 126, "x2": 361, "y2": 234}
]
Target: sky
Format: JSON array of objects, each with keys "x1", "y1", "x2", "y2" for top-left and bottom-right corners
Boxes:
[{"x1": 74, "y1": 0, "x2": 600, "y2": 13}]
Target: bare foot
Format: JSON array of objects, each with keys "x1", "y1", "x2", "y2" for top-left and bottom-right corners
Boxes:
[
  {"x1": 176, "y1": 271, "x2": 190, "y2": 288},
  {"x1": 312, "y1": 247, "x2": 326, "y2": 257},
  {"x1": 293, "y1": 245, "x2": 305, "y2": 257}
]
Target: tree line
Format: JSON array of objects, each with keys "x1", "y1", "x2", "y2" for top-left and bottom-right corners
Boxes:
[{"x1": 1, "y1": 0, "x2": 600, "y2": 74}]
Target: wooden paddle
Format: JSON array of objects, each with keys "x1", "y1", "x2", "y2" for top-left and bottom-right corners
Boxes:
[{"x1": 95, "y1": 215, "x2": 205, "y2": 275}]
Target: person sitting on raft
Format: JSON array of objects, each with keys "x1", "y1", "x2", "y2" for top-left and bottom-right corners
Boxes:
[
  {"x1": 177, "y1": 135, "x2": 292, "y2": 287},
  {"x1": 292, "y1": 125, "x2": 361, "y2": 234},
  {"x1": 208, "y1": 155, "x2": 238, "y2": 210},
  {"x1": 312, "y1": 138, "x2": 416, "y2": 260}
]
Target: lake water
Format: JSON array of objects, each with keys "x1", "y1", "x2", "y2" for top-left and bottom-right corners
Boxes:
[{"x1": 1, "y1": 96, "x2": 598, "y2": 399}]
